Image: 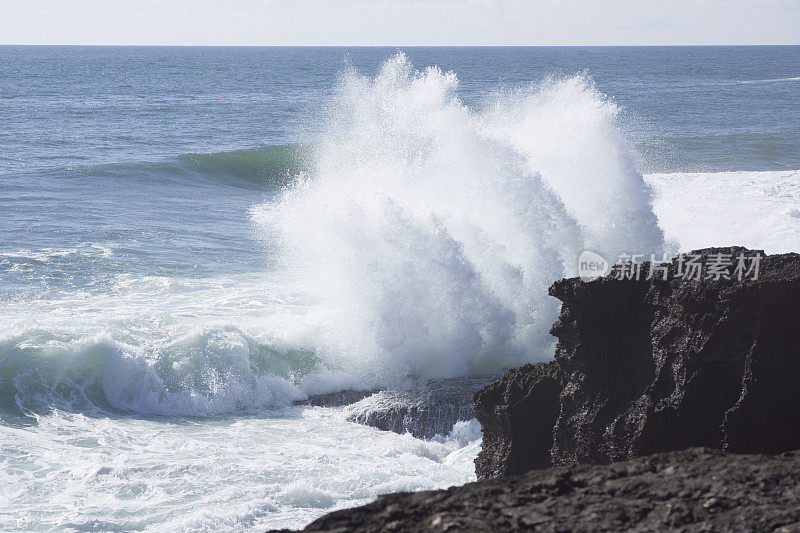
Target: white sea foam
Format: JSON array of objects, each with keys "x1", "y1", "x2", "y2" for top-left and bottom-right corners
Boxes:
[
  {"x1": 645, "y1": 170, "x2": 800, "y2": 255},
  {"x1": 736, "y1": 76, "x2": 800, "y2": 84},
  {"x1": 0, "y1": 243, "x2": 114, "y2": 262},
  {"x1": 3, "y1": 53, "x2": 800, "y2": 533},
  {"x1": 256, "y1": 53, "x2": 664, "y2": 386},
  {"x1": 0, "y1": 267, "x2": 327, "y2": 418},
  {"x1": 0, "y1": 407, "x2": 481, "y2": 531}
]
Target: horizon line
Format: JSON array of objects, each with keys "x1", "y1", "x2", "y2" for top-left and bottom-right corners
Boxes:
[{"x1": 2, "y1": 43, "x2": 800, "y2": 48}]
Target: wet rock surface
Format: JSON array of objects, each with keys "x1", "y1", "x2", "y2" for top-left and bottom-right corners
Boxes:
[
  {"x1": 344, "y1": 374, "x2": 499, "y2": 439},
  {"x1": 273, "y1": 448, "x2": 800, "y2": 532},
  {"x1": 295, "y1": 389, "x2": 380, "y2": 408}
]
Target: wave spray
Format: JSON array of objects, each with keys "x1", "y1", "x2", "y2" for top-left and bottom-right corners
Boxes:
[{"x1": 260, "y1": 54, "x2": 664, "y2": 386}]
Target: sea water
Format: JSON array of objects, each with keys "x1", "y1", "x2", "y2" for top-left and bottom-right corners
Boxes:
[{"x1": 1, "y1": 46, "x2": 799, "y2": 531}]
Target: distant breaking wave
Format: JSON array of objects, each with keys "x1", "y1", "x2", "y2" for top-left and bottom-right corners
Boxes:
[
  {"x1": 737, "y1": 76, "x2": 800, "y2": 84},
  {"x1": 178, "y1": 145, "x2": 306, "y2": 185},
  {"x1": 33, "y1": 145, "x2": 307, "y2": 189},
  {"x1": 0, "y1": 326, "x2": 307, "y2": 418}
]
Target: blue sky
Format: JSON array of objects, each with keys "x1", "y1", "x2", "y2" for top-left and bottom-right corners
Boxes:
[{"x1": 1, "y1": 0, "x2": 799, "y2": 46}]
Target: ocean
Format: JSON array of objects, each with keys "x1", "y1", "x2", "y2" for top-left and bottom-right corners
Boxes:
[{"x1": 1, "y1": 46, "x2": 799, "y2": 531}]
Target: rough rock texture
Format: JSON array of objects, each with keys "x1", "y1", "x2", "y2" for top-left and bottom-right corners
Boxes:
[
  {"x1": 550, "y1": 247, "x2": 800, "y2": 466},
  {"x1": 345, "y1": 375, "x2": 498, "y2": 439},
  {"x1": 473, "y1": 362, "x2": 563, "y2": 479},
  {"x1": 274, "y1": 448, "x2": 800, "y2": 532},
  {"x1": 475, "y1": 248, "x2": 800, "y2": 478},
  {"x1": 295, "y1": 389, "x2": 380, "y2": 408},
  {"x1": 272, "y1": 248, "x2": 800, "y2": 531}
]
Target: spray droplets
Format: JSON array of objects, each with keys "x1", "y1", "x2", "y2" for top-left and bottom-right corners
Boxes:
[{"x1": 257, "y1": 54, "x2": 663, "y2": 385}]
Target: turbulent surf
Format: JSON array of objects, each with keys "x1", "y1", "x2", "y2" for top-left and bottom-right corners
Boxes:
[{"x1": 2, "y1": 46, "x2": 799, "y2": 531}]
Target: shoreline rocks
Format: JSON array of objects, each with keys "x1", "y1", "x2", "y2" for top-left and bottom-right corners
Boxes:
[
  {"x1": 475, "y1": 247, "x2": 800, "y2": 477},
  {"x1": 277, "y1": 247, "x2": 800, "y2": 531},
  {"x1": 473, "y1": 362, "x2": 562, "y2": 478},
  {"x1": 294, "y1": 389, "x2": 380, "y2": 408},
  {"x1": 344, "y1": 374, "x2": 499, "y2": 439},
  {"x1": 275, "y1": 448, "x2": 800, "y2": 532},
  {"x1": 298, "y1": 374, "x2": 499, "y2": 439}
]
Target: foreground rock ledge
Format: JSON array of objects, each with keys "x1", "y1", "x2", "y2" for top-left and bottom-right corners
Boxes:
[{"x1": 270, "y1": 448, "x2": 800, "y2": 532}]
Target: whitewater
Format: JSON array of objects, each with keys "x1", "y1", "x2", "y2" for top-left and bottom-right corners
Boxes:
[{"x1": 2, "y1": 48, "x2": 799, "y2": 531}]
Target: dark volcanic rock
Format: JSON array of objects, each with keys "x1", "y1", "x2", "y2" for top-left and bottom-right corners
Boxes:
[
  {"x1": 474, "y1": 248, "x2": 800, "y2": 478},
  {"x1": 550, "y1": 247, "x2": 800, "y2": 466},
  {"x1": 345, "y1": 375, "x2": 499, "y2": 439},
  {"x1": 295, "y1": 389, "x2": 380, "y2": 408},
  {"x1": 272, "y1": 248, "x2": 800, "y2": 532},
  {"x1": 473, "y1": 362, "x2": 563, "y2": 479},
  {"x1": 275, "y1": 448, "x2": 800, "y2": 532}
]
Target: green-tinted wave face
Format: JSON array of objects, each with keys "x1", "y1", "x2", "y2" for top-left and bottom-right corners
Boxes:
[
  {"x1": 25, "y1": 144, "x2": 310, "y2": 191},
  {"x1": 0, "y1": 324, "x2": 320, "y2": 419},
  {"x1": 178, "y1": 144, "x2": 309, "y2": 188}
]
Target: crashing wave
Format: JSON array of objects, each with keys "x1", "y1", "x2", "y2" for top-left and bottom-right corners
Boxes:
[{"x1": 255, "y1": 53, "x2": 664, "y2": 385}]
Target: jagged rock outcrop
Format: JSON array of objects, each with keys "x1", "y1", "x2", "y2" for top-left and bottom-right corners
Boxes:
[
  {"x1": 295, "y1": 389, "x2": 380, "y2": 408},
  {"x1": 551, "y1": 247, "x2": 800, "y2": 465},
  {"x1": 344, "y1": 374, "x2": 499, "y2": 439},
  {"x1": 473, "y1": 362, "x2": 562, "y2": 478},
  {"x1": 273, "y1": 247, "x2": 800, "y2": 532},
  {"x1": 274, "y1": 448, "x2": 800, "y2": 532},
  {"x1": 475, "y1": 247, "x2": 800, "y2": 478}
]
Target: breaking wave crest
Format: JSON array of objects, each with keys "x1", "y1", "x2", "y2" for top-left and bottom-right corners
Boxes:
[
  {"x1": 255, "y1": 53, "x2": 664, "y2": 384},
  {"x1": 3, "y1": 54, "x2": 667, "y2": 418},
  {"x1": 39, "y1": 145, "x2": 305, "y2": 189},
  {"x1": 0, "y1": 326, "x2": 309, "y2": 418}
]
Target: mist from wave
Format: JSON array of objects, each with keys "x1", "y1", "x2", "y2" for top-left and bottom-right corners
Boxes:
[
  {"x1": 1, "y1": 54, "x2": 669, "y2": 420},
  {"x1": 256, "y1": 53, "x2": 664, "y2": 387},
  {"x1": 8, "y1": 54, "x2": 798, "y2": 422}
]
